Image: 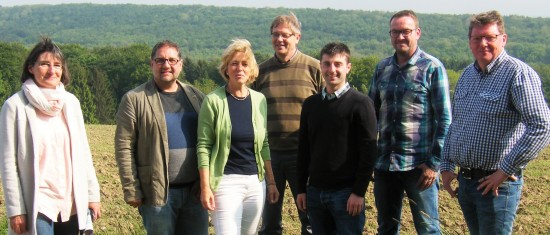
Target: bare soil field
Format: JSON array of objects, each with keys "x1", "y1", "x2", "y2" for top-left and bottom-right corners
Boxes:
[{"x1": 1, "y1": 124, "x2": 549, "y2": 234}]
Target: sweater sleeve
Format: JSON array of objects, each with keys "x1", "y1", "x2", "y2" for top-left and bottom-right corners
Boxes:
[
  {"x1": 297, "y1": 98, "x2": 312, "y2": 194},
  {"x1": 196, "y1": 95, "x2": 217, "y2": 169},
  {"x1": 352, "y1": 95, "x2": 378, "y2": 197},
  {"x1": 259, "y1": 95, "x2": 271, "y2": 161}
]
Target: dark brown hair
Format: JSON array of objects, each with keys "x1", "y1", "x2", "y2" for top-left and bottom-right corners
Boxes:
[
  {"x1": 151, "y1": 40, "x2": 183, "y2": 62},
  {"x1": 390, "y1": 10, "x2": 419, "y2": 28},
  {"x1": 20, "y1": 36, "x2": 71, "y2": 85},
  {"x1": 320, "y1": 42, "x2": 351, "y2": 63}
]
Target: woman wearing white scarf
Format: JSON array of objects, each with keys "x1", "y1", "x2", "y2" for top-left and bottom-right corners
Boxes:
[{"x1": 0, "y1": 37, "x2": 101, "y2": 235}]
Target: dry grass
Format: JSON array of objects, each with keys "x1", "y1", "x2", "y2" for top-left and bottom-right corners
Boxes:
[{"x1": 1, "y1": 124, "x2": 549, "y2": 234}]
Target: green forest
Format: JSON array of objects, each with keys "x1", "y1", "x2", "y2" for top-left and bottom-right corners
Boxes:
[{"x1": 1, "y1": 4, "x2": 549, "y2": 124}]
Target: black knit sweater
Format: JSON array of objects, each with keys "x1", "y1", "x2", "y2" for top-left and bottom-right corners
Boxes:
[{"x1": 297, "y1": 88, "x2": 378, "y2": 197}]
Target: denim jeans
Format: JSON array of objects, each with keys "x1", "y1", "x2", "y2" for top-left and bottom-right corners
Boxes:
[
  {"x1": 139, "y1": 186, "x2": 208, "y2": 235},
  {"x1": 259, "y1": 150, "x2": 311, "y2": 235},
  {"x1": 211, "y1": 174, "x2": 265, "y2": 235},
  {"x1": 374, "y1": 169, "x2": 440, "y2": 235},
  {"x1": 35, "y1": 213, "x2": 79, "y2": 235},
  {"x1": 457, "y1": 173, "x2": 523, "y2": 235},
  {"x1": 306, "y1": 186, "x2": 365, "y2": 235}
]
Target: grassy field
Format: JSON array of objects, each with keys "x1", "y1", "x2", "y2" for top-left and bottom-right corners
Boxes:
[{"x1": 1, "y1": 124, "x2": 550, "y2": 234}]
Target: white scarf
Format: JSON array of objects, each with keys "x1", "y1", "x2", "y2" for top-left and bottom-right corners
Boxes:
[{"x1": 22, "y1": 79, "x2": 66, "y2": 116}]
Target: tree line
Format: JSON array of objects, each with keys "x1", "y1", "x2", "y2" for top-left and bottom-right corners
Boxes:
[
  {"x1": 1, "y1": 40, "x2": 549, "y2": 125},
  {"x1": 0, "y1": 4, "x2": 549, "y2": 124},
  {"x1": 1, "y1": 4, "x2": 549, "y2": 65}
]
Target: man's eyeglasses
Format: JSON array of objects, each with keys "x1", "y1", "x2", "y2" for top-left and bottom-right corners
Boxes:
[
  {"x1": 271, "y1": 32, "x2": 295, "y2": 39},
  {"x1": 153, "y1": 58, "x2": 180, "y2": 65},
  {"x1": 389, "y1": 28, "x2": 417, "y2": 38},
  {"x1": 470, "y1": 34, "x2": 502, "y2": 43}
]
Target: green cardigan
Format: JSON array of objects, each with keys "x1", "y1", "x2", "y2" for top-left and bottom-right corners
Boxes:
[{"x1": 197, "y1": 86, "x2": 270, "y2": 191}]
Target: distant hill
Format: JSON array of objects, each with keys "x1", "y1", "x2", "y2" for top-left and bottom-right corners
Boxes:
[{"x1": 1, "y1": 4, "x2": 549, "y2": 66}]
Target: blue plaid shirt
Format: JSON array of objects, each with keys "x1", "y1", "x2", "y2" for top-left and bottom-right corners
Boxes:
[
  {"x1": 369, "y1": 48, "x2": 451, "y2": 171},
  {"x1": 441, "y1": 51, "x2": 550, "y2": 175}
]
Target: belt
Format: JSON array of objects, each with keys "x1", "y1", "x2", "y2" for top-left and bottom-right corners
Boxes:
[
  {"x1": 169, "y1": 181, "x2": 194, "y2": 188},
  {"x1": 459, "y1": 167, "x2": 495, "y2": 180},
  {"x1": 459, "y1": 167, "x2": 522, "y2": 180}
]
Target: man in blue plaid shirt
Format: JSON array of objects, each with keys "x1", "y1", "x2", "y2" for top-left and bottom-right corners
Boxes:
[
  {"x1": 368, "y1": 10, "x2": 451, "y2": 235},
  {"x1": 441, "y1": 10, "x2": 550, "y2": 235}
]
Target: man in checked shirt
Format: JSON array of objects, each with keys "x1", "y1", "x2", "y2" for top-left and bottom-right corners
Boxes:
[
  {"x1": 441, "y1": 10, "x2": 550, "y2": 235},
  {"x1": 368, "y1": 10, "x2": 451, "y2": 235}
]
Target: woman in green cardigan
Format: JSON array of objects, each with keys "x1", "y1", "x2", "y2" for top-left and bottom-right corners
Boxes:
[{"x1": 197, "y1": 39, "x2": 279, "y2": 235}]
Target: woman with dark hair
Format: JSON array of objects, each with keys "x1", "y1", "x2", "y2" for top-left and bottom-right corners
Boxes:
[{"x1": 0, "y1": 37, "x2": 101, "y2": 235}]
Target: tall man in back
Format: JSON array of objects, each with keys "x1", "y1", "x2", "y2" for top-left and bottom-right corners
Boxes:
[
  {"x1": 115, "y1": 40, "x2": 209, "y2": 234},
  {"x1": 368, "y1": 10, "x2": 451, "y2": 235},
  {"x1": 252, "y1": 12, "x2": 323, "y2": 235},
  {"x1": 441, "y1": 10, "x2": 550, "y2": 235}
]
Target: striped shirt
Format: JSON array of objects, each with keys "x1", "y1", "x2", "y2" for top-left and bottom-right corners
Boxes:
[
  {"x1": 252, "y1": 50, "x2": 323, "y2": 151},
  {"x1": 441, "y1": 51, "x2": 550, "y2": 175},
  {"x1": 369, "y1": 48, "x2": 451, "y2": 171}
]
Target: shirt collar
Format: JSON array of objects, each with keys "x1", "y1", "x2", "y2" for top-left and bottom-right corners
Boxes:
[
  {"x1": 391, "y1": 47, "x2": 422, "y2": 67},
  {"x1": 275, "y1": 49, "x2": 299, "y2": 64},
  {"x1": 322, "y1": 82, "x2": 351, "y2": 100},
  {"x1": 474, "y1": 50, "x2": 508, "y2": 75}
]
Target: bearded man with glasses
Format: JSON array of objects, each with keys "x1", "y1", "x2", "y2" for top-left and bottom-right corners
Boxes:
[
  {"x1": 368, "y1": 10, "x2": 451, "y2": 235},
  {"x1": 115, "y1": 40, "x2": 208, "y2": 234},
  {"x1": 441, "y1": 10, "x2": 550, "y2": 235}
]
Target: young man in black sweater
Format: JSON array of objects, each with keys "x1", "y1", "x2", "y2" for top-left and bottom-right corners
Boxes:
[{"x1": 296, "y1": 42, "x2": 378, "y2": 234}]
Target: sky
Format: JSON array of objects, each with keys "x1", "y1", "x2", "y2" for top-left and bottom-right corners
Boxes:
[{"x1": 2, "y1": 0, "x2": 548, "y2": 18}]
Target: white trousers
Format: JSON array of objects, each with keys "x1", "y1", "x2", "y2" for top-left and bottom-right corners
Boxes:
[{"x1": 212, "y1": 174, "x2": 266, "y2": 235}]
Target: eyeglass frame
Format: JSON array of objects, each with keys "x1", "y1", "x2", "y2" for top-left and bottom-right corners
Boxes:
[
  {"x1": 271, "y1": 32, "x2": 295, "y2": 39},
  {"x1": 36, "y1": 61, "x2": 63, "y2": 71},
  {"x1": 153, "y1": 58, "x2": 180, "y2": 65},
  {"x1": 389, "y1": 28, "x2": 418, "y2": 38},
  {"x1": 469, "y1": 34, "x2": 503, "y2": 43}
]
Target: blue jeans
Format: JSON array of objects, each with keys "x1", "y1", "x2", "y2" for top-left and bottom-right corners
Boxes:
[
  {"x1": 374, "y1": 169, "x2": 440, "y2": 235},
  {"x1": 35, "y1": 213, "x2": 79, "y2": 235},
  {"x1": 259, "y1": 150, "x2": 311, "y2": 235},
  {"x1": 457, "y1": 173, "x2": 523, "y2": 235},
  {"x1": 139, "y1": 186, "x2": 208, "y2": 235},
  {"x1": 306, "y1": 186, "x2": 365, "y2": 235}
]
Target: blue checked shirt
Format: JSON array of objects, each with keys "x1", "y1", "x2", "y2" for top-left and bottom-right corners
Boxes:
[
  {"x1": 441, "y1": 51, "x2": 550, "y2": 176},
  {"x1": 322, "y1": 82, "x2": 351, "y2": 100},
  {"x1": 369, "y1": 48, "x2": 451, "y2": 171}
]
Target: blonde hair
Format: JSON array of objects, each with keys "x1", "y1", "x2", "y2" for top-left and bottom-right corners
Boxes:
[{"x1": 218, "y1": 39, "x2": 259, "y2": 84}]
